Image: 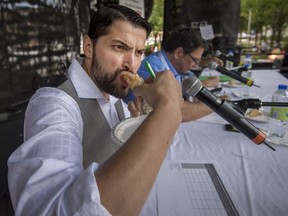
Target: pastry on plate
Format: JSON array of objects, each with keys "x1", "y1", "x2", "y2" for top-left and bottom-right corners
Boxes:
[{"x1": 246, "y1": 109, "x2": 263, "y2": 117}]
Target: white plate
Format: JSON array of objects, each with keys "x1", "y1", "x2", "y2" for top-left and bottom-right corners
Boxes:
[
  {"x1": 111, "y1": 115, "x2": 148, "y2": 146},
  {"x1": 244, "y1": 109, "x2": 270, "y2": 123},
  {"x1": 221, "y1": 81, "x2": 240, "y2": 88}
]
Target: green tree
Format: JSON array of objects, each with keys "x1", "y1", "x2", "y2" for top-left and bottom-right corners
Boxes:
[
  {"x1": 148, "y1": 0, "x2": 164, "y2": 47},
  {"x1": 240, "y1": 0, "x2": 288, "y2": 49}
]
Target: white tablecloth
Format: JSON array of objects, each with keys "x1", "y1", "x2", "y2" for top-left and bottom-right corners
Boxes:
[{"x1": 141, "y1": 69, "x2": 288, "y2": 216}]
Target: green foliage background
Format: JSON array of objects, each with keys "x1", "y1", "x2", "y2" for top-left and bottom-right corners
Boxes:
[
  {"x1": 240, "y1": 0, "x2": 288, "y2": 48},
  {"x1": 148, "y1": 0, "x2": 288, "y2": 49}
]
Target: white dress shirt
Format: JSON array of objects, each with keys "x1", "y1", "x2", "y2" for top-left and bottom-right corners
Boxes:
[{"x1": 8, "y1": 58, "x2": 130, "y2": 216}]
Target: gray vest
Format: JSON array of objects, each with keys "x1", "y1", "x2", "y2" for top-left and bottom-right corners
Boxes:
[{"x1": 58, "y1": 79, "x2": 125, "y2": 168}]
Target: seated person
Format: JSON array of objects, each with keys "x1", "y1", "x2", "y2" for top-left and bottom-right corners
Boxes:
[{"x1": 8, "y1": 5, "x2": 183, "y2": 215}]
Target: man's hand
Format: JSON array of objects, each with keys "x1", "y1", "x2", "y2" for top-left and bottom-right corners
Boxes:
[
  {"x1": 202, "y1": 76, "x2": 219, "y2": 87},
  {"x1": 128, "y1": 97, "x2": 143, "y2": 117},
  {"x1": 128, "y1": 71, "x2": 183, "y2": 117},
  {"x1": 133, "y1": 70, "x2": 183, "y2": 113}
]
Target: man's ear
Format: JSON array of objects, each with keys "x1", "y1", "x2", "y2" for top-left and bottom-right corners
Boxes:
[
  {"x1": 173, "y1": 47, "x2": 184, "y2": 60},
  {"x1": 83, "y1": 35, "x2": 93, "y2": 59}
]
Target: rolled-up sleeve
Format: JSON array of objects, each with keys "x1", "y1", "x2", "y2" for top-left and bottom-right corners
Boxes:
[{"x1": 8, "y1": 87, "x2": 111, "y2": 216}]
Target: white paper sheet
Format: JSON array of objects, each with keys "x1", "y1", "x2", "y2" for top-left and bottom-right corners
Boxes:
[{"x1": 156, "y1": 160, "x2": 246, "y2": 216}]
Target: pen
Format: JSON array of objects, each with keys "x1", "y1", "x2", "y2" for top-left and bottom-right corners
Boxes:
[{"x1": 145, "y1": 60, "x2": 156, "y2": 80}]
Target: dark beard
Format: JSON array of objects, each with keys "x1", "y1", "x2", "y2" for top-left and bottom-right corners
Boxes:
[{"x1": 90, "y1": 54, "x2": 130, "y2": 98}]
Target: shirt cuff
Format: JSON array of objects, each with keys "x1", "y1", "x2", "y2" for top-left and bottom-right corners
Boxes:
[{"x1": 73, "y1": 163, "x2": 112, "y2": 216}]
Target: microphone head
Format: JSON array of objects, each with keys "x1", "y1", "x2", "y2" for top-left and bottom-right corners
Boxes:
[
  {"x1": 208, "y1": 61, "x2": 218, "y2": 70},
  {"x1": 182, "y1": 76, "x2": 203, "y2": 96},
  {"x1": 215, "y1": 50, "x2": 221, "y2": 57}
]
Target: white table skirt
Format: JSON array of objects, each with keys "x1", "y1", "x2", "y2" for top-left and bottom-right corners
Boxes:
[{"x1": 141, "y1": 69, "x2": 288, "y2": 216}]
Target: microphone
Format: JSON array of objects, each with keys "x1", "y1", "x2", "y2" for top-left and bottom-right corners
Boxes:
[
  {"x1": 208, "y1": 62, "x2": 260, "y2": 88},
  {"x1": 232, "y1": 98, "x2": 288, "y2": 110},
  {"x1": 182, "y1": 76, "x2": 275, "y2": 151},
  {"x1": 215, "y1": 50, "x2": 240, "y2": 65}
]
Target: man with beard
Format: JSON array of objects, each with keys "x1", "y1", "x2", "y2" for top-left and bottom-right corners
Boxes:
[{"x1": 8, "y1": 5, "x2": 183, "y2": 215}]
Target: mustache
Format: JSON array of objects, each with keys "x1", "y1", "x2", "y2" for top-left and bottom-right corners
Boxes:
[
  {"x1": 120, "y1": 66, "x2": 135, "y2": 74},
  {"x1": 110, "y1": 67, "x2": 135, "y2": 82}
]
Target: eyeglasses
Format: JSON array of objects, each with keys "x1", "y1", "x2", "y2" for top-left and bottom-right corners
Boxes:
[{"x1": 188, "y1": 53, "x2": 201, "y2": 66}]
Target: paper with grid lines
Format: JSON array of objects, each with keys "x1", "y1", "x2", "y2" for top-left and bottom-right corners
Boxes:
[{"x1": 156, "y1": 160, "x2": 244, "y2": 216}]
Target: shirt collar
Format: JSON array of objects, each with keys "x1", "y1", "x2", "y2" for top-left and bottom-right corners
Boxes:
[
  {"x1": 68, "y1": 57, "x2": 118, "y2": 104},
  {"x1": 160, "y1": 49, "x2": 181, "y2": 83}
]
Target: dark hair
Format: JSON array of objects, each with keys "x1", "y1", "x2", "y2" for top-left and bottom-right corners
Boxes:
[
  {"x1": 163, "y1": 27, "x2": 208, "y2": 54},
  {"x1": 88, "y1": 5, "x2": 152, "y2": 43}
]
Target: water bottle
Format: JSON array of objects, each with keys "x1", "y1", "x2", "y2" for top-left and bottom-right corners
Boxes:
[
  {"x1": 225, "y1": 50, "x2": 234, "y2": 70},
  {"x1": 243, "y1": 54, "x2": 252, "y2": 78},
  {"x1": 270, "y1": 84, "x2": 288, "y2": 121},
  {"x1": 241, "y1": 54, "x2": 253, "y2": 96}
]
